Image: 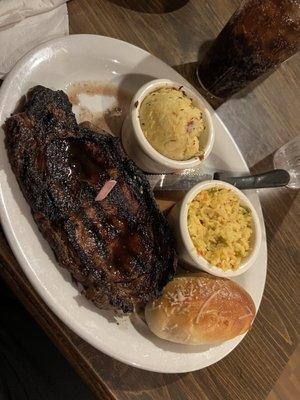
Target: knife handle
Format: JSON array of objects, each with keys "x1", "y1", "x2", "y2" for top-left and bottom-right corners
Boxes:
[{"x1": 214, "y1": 169, "x2": 290, "y2": 189}]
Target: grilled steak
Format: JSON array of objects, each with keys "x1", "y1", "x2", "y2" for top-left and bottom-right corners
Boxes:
[{"x1": 4, "y1": 86, "x2": 176, "y2": 312}]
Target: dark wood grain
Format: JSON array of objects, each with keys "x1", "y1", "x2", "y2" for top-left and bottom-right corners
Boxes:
[{"x1": 1, "y1": 0, "x2": 300, "y2": 399}]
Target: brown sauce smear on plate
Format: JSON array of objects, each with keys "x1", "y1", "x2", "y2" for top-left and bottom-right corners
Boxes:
[{"x1": 67, "y1": 81, "x2": 131, "y2": 136}]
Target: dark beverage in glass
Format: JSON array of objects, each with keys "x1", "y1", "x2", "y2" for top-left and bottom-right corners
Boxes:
[{"x1": 197, "y1": 0, "x2": 300, "y2": 99}]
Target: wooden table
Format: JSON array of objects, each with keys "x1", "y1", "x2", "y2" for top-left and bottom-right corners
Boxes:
[{"x1": 1, "y1": 1, "x2": 299, "y2": 399}]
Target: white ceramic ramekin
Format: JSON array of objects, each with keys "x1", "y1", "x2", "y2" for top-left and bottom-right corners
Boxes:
[
  {"x1": 168, "y1": 180, "x2": 262, "y2": 277},
  {"x1": 121, "y1": 79, "x2": 215, "y2": 173}
]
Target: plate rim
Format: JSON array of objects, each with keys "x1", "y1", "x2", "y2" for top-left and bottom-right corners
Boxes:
[{"x1": 0, "y1": 34, "x2": 267, "y2": 373}]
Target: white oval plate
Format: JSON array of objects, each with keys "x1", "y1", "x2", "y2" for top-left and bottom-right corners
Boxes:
[{"x1": 0, "y1": 35, "x2": 267, "y2": 373}]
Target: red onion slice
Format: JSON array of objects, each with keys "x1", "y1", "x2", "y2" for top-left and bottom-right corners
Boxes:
[
  {"x1": 95, "y1": 180, "x2": 117, "y2": 201},
  {"x1": 187, "y1": 120, "x2": 194, "y2": 133}
]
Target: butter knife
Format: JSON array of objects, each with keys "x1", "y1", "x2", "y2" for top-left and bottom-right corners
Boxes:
[{"x1": 146, "y1": 169, "x2": 290, "y2": 191}]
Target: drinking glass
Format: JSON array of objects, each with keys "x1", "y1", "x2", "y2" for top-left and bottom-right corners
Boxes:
[
  {"x1": 273, "y1": 136, "x2": 300, "y2": 189},
  {"x1": 197, "y1": 0, "x2": 300, "y2": 99}
]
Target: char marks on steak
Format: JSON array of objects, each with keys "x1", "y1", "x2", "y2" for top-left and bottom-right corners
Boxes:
[{"x1": 4, "y1": 86, "x2": 176, "y2": 312}]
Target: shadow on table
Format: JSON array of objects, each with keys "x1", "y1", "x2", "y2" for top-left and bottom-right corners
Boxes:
[
  {"x1": 98, "y1": 350, "x2": 187, "y2": 391},
  {"x1": 250, "y1": 150, "x2": 276, "y2": 174},
  {"x1": 0, "y1": 279, "x2": 96, "y2": 400},
  {"x1": 105, "y1": 0, "x2": 189, "y2": 13},
  {"x1": 250, "y1": 151, "x2": 299, "y2": 244}
]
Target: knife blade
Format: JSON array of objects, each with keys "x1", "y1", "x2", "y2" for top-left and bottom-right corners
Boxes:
[
  {"x1": 146, "y1": 171, "x2": 213, "y2": 191},
  {"x1": 146, "y1": 169, "x2": 290, "y2": 191}
]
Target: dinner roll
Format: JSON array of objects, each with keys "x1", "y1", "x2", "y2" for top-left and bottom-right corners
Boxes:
[{"x1": 145, "y1": 273, "x2": 256, "y2": 345}]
